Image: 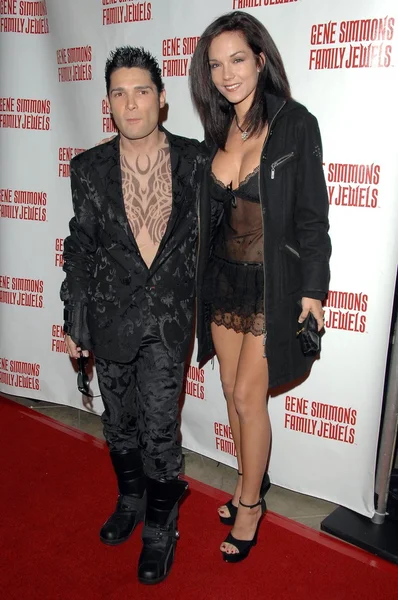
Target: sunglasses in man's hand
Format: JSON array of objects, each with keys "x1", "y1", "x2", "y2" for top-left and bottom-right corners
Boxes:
[{"x1": 76, "y1": 354, "x2": 101, "y2": 399}]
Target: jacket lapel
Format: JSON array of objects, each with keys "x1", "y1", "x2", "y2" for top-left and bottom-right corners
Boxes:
[
  {"x1": 150, "y1": 128, "x2": 194, "y2": 271},
  {"x1": 94, "y1": 135, "x2": 139, "y2": 253}
]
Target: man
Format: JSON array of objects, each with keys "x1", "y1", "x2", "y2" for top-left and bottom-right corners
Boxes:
[{"x1": 61, "y1": 46, "x2": 199, "y2": 585}]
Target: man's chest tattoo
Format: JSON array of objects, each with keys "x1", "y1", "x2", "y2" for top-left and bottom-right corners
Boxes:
[{"x1": 121, "y1": 143, "x2": 172, "y2": 247}]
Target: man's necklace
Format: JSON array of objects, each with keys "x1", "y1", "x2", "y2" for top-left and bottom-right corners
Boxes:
[{"x1": 235, "y1": 115, "x2": 249, "y2": 141}]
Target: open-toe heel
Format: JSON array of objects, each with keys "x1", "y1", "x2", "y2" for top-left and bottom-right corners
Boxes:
[
  {"x1": 221, "y1": 497, "x2": 266, "y2": 563},
  {"x1": 219, "y1": 471, "x2": 270, "y2": 526},
  {"x1": 218, "y1": 471, "x2": 242, "y2": 526}
]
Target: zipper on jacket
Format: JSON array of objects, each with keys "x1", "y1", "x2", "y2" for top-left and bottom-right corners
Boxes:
[
  {"x1": 195, "y1": 175, "x2": 201, "y2": 339},
  {"x1": 258, "y1": 100, "x2": 287, "y2": 358},
  {"x1": 270, "y1": 152, "x2": 295, "y2": 179},
  {"x1": 285, "y1": 243, "x2": 300, "y2": 258}
]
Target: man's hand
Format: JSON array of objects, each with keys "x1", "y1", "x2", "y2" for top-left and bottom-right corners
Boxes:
[
  {"x1": 298, "y1": 297, "x2": 325, "y2": 332},
  {"x1": 65, "y1": 335, "x2": 89, "y2": 359}
]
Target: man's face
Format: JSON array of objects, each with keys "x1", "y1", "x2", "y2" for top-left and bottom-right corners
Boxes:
[{"x1": 108, "y1": 67, "x2": 165, "y2": 141}]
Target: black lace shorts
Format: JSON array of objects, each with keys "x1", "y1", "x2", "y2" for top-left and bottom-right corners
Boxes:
[{"x1": 203, "y1": 255, "x2": 265, "y2": 336}]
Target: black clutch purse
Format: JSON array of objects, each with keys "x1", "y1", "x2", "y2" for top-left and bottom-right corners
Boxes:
[{"x1": 296, "y1": 312, "x2": 321, "y2": 357}]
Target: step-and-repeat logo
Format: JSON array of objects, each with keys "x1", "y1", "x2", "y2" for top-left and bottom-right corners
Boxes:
[
  {"x1": 51, "y1": 324, "x2": 67, "y2": 353},
  {"x1": 0, "y1": 275, "x2": 44, "y2": 308},
  {"x1": 102, "y1": 98, "x2": 117, "y2": 134},
  {"x1": 0, "y1": 356, "x2": 41, "y2": 390},
  {"x1": 284, "y1": 395, "x2": 357, "y2": 444},
  {"x1": 0, "y1": 97, "x2": 50, "y2": 130},
  {"x1": 0, "y1": 189, "x2": 47, "y2": 221},
  {"x1": 54, "y1": 238, "x2": 64, "y2": 267},
  {"x1": 162, "y1": 36, "x2": 200, "y2": 78},
  {"x1": 214, "y1": 421, "x2": 237, "y2": 457},
  {"x1": 309, "y1": 16, "x2": 395, "y2": 70},
  {"x1": 324, "y1": 162, "x2": 380, "y2": 208},
  {"x1": 184, "y1": 365, "x2": 205, "y2": 400},
  {"x1": 232, "y1": 0, "x2": 297, "y2": 8},
  {"x1": 102, "y1": 0, "x2": 151, "y2": 26},
  {"x1": 324, "y1": 290, "x2": 368, "y2": 333},
  {"x1": 0, "y1": 0, "x2": 49, "y2": 34},
  {"x1": 58, "y1": 147, "x2": 86, "y2": 177},
  {"x1": 57, "y1": 46, "x2": 93, "y2": 83}
]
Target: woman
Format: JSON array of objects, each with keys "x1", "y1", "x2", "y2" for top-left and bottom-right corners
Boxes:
[{"x1": 191, "y1": 11, "x2": 331, "y2": 563}]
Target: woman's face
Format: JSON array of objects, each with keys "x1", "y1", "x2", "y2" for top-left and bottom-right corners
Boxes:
[{"x1": 208, "y1": 31, "x2": 264, "y2": 110}]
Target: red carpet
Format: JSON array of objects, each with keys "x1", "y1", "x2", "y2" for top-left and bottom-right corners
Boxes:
[{"x1": 1, "y1": 395, "x2": 398, "y2": 600}]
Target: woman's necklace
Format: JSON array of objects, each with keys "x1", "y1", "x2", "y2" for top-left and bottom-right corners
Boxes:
[{"x1": 235, "y1": 115, "x2": 249, "y2": 141}]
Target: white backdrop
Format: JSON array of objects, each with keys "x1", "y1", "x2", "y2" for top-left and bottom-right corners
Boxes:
[{"x1": 1, "y1": 0, "x2": 398, "y2": 518}]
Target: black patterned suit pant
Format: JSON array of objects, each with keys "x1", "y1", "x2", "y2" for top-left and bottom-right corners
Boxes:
[{"x1": 95, "y1": 314, "x2": 185, "y2": 481}]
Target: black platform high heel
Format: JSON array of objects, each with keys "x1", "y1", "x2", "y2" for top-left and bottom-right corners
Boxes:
[
  {"x1": 218, "y1": 471, "x2": 270, "y2": 526},
  {"x1": 221, "y1": 497, "x2": 266, "y2": 563}
]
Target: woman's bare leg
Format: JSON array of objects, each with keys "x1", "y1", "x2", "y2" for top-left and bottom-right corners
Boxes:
[
  {"x1": 211, "y1": 322, "x2": 244, "y2": 518},
  {"x1": 220, "y1": 333, "x2": 270, "y2": 554}
]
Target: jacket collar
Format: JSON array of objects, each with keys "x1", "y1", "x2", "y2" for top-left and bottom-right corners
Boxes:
[{"x1": 264, "y1": 93, "x2": 288, "y2": 123}]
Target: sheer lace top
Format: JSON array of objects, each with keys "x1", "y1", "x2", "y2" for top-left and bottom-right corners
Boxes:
[{"x1": 210, "y1": 166, "x2": 263, "y2": 264}]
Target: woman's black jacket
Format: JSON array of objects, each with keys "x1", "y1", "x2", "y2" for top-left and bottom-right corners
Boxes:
[{"x1": 195, "y1": 93, "x2": 332, "y2": 389}]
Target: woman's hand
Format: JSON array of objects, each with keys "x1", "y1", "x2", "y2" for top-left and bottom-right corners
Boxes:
[{"x1": 299, "y1": 297, "x2": 325, "y2": 332}]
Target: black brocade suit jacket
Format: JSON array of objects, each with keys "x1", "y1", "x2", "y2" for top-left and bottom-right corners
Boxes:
[{"x1": 60, "y1": 128, "x2": 200, "y2": 364}]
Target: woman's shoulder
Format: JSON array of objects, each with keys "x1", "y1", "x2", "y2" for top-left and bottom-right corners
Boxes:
[{"x1": 281, "y1": 98, "x2": 319, "y2": 127}]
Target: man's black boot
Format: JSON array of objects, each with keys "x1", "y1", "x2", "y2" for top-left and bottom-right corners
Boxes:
[
  {"x1": 100, "y1": 449, "x2": 146, "y2": 545},
  {"x1": 138, "y1": 477, "x2": 188, "y2": 585}
]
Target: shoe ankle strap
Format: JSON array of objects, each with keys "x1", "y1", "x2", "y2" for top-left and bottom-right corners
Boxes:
[{"x1": 239, "y1": 498, "x2": 262, "y2": 509}]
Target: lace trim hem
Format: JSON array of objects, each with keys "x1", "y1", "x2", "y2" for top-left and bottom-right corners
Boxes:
[{"x1": 211, "y1": 309, "x2": 265, "y2": 336}]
